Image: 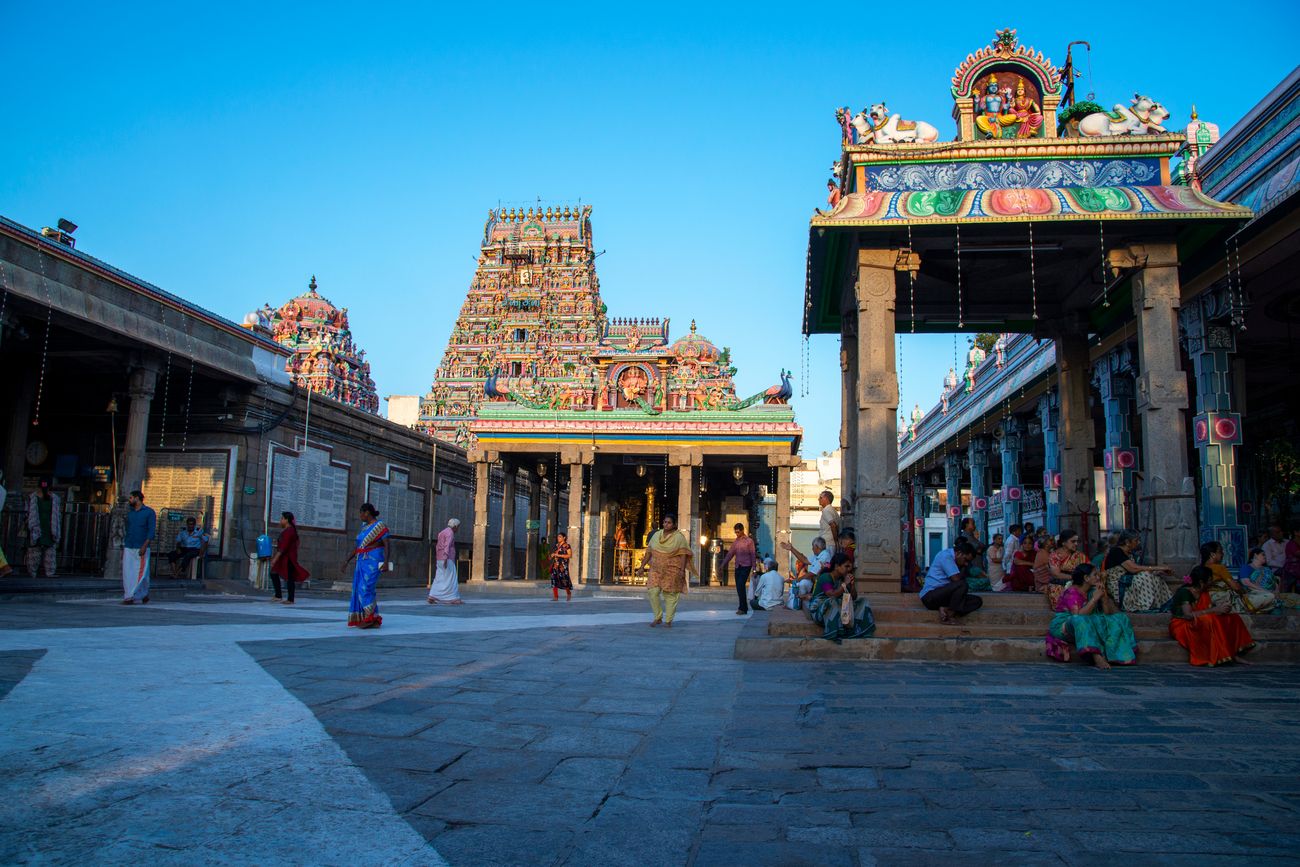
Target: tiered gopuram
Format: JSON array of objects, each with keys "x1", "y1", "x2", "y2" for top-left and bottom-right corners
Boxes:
[
  {"x1": 252, "y1": 277, "x2": 380, "y2": 414},
  {"x1": 421, "y1": 206, "x2": 785, "y2": 446}
]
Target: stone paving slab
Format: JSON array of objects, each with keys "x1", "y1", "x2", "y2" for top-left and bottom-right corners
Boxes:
[{"x1": 4, "y1": 593, "x2": 1300, "y2": 865}]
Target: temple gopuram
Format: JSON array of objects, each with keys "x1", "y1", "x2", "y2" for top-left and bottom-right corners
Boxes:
[
  {"x1": 248, "y1": 277, "x2": 379, "y2": 414},
  {"x1": 420, "y1": 205, "x2": 802, "y2": 585}
]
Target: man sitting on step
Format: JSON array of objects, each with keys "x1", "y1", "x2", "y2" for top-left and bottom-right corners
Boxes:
[{"x1": 920, "y1": 539, "x2": 984, "y2": 624}]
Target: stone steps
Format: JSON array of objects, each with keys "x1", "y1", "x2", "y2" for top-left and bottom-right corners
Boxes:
[{"x1": 733, "y1": 596, "x2": 1300, "y2": 664}]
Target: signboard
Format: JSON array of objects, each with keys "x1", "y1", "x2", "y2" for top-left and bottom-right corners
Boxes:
[
  {"x1": 365, "y1": 466, "x2": 425, "y2": 540},
  {"x1": 143, "y1": 449, "x2": 231, "y2": 555},
  {"x1": 270, "y1": 442, "x2": 350, "y2": 531}
]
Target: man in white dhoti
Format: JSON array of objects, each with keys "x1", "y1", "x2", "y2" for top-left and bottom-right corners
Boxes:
[
  {"x1": 427, "y1": 518, "x2": 463, "y2": 604},
  {"x1": 121, "y1": 490, "x2": 157, "y2": 605}
]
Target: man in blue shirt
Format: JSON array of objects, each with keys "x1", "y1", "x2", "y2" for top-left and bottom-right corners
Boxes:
[
  {"x1": 121, "y1": 490, "x2": 157, "y2": 605},
  {"x1": 167, "y1": 516, "x2": 209, "y2": 578},
  {"x1": 920, "y1": 539, "x2": 982, "y2": 623}
]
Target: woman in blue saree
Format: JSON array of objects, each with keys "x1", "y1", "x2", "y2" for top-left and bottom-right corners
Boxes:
[
  {"x1": 343, "y1": 503, "x2": 389, "y2": 629},
  {"x1": 1045, "y1": 563, "x2": 1138, "y2": 669}
]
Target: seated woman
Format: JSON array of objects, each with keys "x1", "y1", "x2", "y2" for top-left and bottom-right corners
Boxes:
[
  {"x1": 1006, "y1": 534, "x2": 1036, "y2": 592},
  {"x1": 986, "y1": 533, "x2": 1006, "y2": 592},
  {"x1": 1102, "y1": 530, "x2": 1174, "y2": 612},
  {"x1": 1032, "y1": 534, "x2": 1057, "y2": 605},
  {"x1": 807, "y1": 553, "x2": 875, "y2": 643},
  {"x1": 1169, "y1": 566, "x2": 1256, "y2": 666},
  {"x1": 1201, "y1": 540, "x2": 1275, "y2": 614},
  {"x1": 1047, "y1": 530, "x2": 1088, "y2": 610},
  {"x1": 1244, "y1": 547, "x2": 1300, "y2": 609},
  {"x1": 1045, "y1": 563, "x2": 1138, "y2": 669}
]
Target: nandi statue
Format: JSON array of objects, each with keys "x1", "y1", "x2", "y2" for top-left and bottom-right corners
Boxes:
[
  {"x1": 1079, "y1": 94, "x2": 1170, "y2": 136},
  {"x1": 852, "y1": 103, "x2": 940, "y2": 144}
]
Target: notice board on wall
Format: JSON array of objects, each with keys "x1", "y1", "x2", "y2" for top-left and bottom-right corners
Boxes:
[
  {"x1": 143, "y1": 449, "x2": 231, "y2": 554},
  {"x1": 269, "y1": 442, "x2": 350, "y2": 531},
  {"x1": 365, "y1": 466, "x2": 425, "y2": 540}
]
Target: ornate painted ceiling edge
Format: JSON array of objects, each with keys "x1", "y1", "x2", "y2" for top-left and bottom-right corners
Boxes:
[{"x1": 810, "y1": 186, "x2": 1251, "y2": 228}]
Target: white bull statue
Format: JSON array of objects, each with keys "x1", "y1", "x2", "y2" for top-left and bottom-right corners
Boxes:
[
  {"x1": 1079, "y1": 94, "x2": 1170, "y2": 136},
  {"x1": 851, "y1": 103, "x2": 940, "y2": 144}
]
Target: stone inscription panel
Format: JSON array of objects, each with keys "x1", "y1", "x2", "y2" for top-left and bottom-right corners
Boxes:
[
  {"x1": 270, "y1": 443, "x2": 350, "y2": 531},
  {"x1": 366, "y1": 467, "x2": 425, "y2": 539},
  {"x1": 143, "y1": 449, "x2": 230, "y2": 554}
]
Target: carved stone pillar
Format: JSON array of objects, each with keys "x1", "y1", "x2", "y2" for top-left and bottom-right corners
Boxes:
[
  {"x1": 840, "y1": 320, "x2": 858, "y2": 521},
  {"x1": 524, "y1": 470, "x2": 541, "y2": 581},
  {"x1": 567, "y1": 460, "x2": 584, "y2": 583},
  {"x1": 999, "y1": 414, "x2": 1025, "y2": 531},
  {"x1": 583, "y1": 464, "x2": 601, "y2": 584},
  {"x1": 967, "y1": 436, "x2": 992, "y2": 544},
  {"x1": 1054, "y1": 331, "x2": 1099, "y2": 551},
  {"x1": 854, "y1": 248, "x2": 903, "y2": 592},
  {"x1": 944, "y1": 451, "x2": 963, "y2": 544},
  {"x1": 468, "y1": 459, "x2": 490, "y2": 583},
  {"x1": 1119, "y1": 242, "x2": 1196, "y2": 572},
  {"x1": 1037, "y1": 393, "x2": 1061, "y2": 535},
  {"x1": 1183, "y1": 295, "x2": 1248, "y2": 567},
  {"x1": 498, "y1": 463, "x2": 517, "y2": 580},
  {"x1": 105, "y1": 360, "x2": 158, "y2": 580},
  {"x1": 1095, "y1": 345, "x2": 1137, "y2": 533},
  {"x1": 675, "y1": 461, "x2": 697, "y2": 584}
]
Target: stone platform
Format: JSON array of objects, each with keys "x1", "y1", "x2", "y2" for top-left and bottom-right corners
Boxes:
[{"x1": 735, "y1": 592, "x2": 1300, "y2": 663}]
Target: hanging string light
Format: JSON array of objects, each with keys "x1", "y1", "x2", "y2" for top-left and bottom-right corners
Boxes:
[
  {"x1": 0, "y1": 260, "x2": 11, "y2": 344},
  {"x1": 157, "y1": 302, "x2": 173, "y2": 448},
  {"x1": 31, "y1": 243, "x2": 55, "y2": 427},
  {"x1": 1229, "y1": 235, "x2": 1246, "y2": 331},
  {"x1": 1098, "y1": 220, "x2": 1110, "y2": 307},
  {"x1": 801, "y1": 334, "x2": 810, "y2": 398},
  {"x1": 1028, "y1": 222, "x2": 1039, "y2": 320},
  {"x1": 955, "y1": 224, "x2": 964, "y2": 329},
  {"x1": 179, "y1": 312, "x2": 197, "y2": 452},
  {"x1": 907, "y1": 223, "x2": 916, "y2": 333}
]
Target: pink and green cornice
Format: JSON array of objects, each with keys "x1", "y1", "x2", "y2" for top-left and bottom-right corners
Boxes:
[{"x1": 811, "y1": 185, "x2": 1251, "y2": 226}]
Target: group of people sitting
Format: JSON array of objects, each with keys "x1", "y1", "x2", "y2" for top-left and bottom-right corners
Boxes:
[
  {"x1": 778, "y1": 535, "x2": 874, "y2": 644},
  {"x1": 919, "y1": 520, "x2": 1283, "y2": 668}
]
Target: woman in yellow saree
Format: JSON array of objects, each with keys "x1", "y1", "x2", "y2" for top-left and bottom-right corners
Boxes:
[{"x1": 637, "y1": 515, "x2": 698, "y2": 629}]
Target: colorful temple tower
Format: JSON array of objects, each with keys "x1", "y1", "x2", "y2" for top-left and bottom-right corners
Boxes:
[
  {"x1": 422, "y1": 205, "x2": 608, "y2": 444},
  {"x1": 258, "y1": 277, "x2": 380, "y2": 414}
]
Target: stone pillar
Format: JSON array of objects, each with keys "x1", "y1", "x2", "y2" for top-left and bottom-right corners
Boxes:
[
  {"x1": 546, "y1": 474, "x2": 560, "y2": 541},
  {"x1": 469, "y1": 459, "x2": 490, "y2": 582},
  {"x1": 524, "y1": 470, "x2": 541, "y2": 581},
  {"x1": 999, "y1": 414, "x2": 1025, "y2": 531},
  {"x1": 854, "y1": 248, "x2": 903, "y2": 593},
  {"x1": 676, "y1": 461, "x2": 697, "y2": 584},
  {"x1": 967, "y1": 436, "x2": 992, "y2": 544},
  {"x1": 775, "y1": 464, "x2": 792, "y2": 554},
  {"x1": 909, "y1": 479, "x2": 924, "y2": 570},
  {"x1": 944, "y1": 451, "x2": 963, "y2": 544},
  {"x1": 1054, "y1": 332, "x2": 1099, "y2": 551},
  {"x1": 1037, "y1": 393, "x2": 1061, "y2": 535},
  {"x1": 567, "y1": 461, "x2": 583, "y2": 582},
  {"x1": 1118, "y1": 242, "x2": 1196, "y2": 571},
  {"x1": 497, "y1": 463, "x2": 517, "y2": 580},
  {"x1": 119, "y1": 363, "x2": 158, "y2": 495},
  {"x1": 840, "y1": 322, "x2": 858, "y2": 522},
  {"x1": 1183, "y1": 299, "x2": 1248, "y2": 567},
  {"x1": 583, "y1": 464, "x2": 601, "y2": 584},
  {"x1": 105, "y1": 361, "x2": 158, "y2": 580},
  {"x1": 1095, "y1": 346, "x2": 1137, "y2": 534}
]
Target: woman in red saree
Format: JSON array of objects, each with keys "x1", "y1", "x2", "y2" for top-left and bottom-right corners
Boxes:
[
  {"x1": 1169, "y1": 566, "x2": 1256, "y2": 666},
  {"x1": 269, "y1": 511, "x2": 309, "y2": 605}
]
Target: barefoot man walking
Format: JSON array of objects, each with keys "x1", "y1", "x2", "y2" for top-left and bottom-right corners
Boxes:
[{"x1": 637, "y1": 515, "x2": 698, "y2": 629}]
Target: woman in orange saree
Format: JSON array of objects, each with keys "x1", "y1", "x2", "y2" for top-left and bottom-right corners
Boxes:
[{"x1": 1169, "y1": 566, "x2": 1256, "y2": 666}]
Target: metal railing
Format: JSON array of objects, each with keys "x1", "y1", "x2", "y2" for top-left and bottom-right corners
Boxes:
[{"x1": 1, "y1": 503, "x2": 113, "y2": 575}]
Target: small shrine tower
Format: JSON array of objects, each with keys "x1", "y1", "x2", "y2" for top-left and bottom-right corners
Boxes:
[{"x1": 264, "y1": 276, "x2": 379, "y2": 414}]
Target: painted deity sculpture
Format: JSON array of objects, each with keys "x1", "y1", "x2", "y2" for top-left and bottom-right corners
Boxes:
[
  {"x1": 1079, "y1": 94, "x2": 1170, "y2": 137},
  {"x1": 1011, "y1": 79, "x2": 1043, "y2": 137},
  {"x1": 851, "y1": 104, "x2": 939, "y2": 144},
  {"x1": 975, "y1": 79, "x2": 1019, "y2": 138}
]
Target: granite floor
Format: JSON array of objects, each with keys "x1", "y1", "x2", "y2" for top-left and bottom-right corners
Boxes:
[{"x1": 1, "y1": 590, "x2": 1298, "y2": 865}]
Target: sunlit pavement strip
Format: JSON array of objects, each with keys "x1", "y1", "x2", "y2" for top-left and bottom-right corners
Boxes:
[{"x1": 0, "y1": 598, "x2": 731, "y2": 865}]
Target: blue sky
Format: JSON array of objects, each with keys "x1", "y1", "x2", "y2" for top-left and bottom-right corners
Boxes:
[{"x1": 4, "y1": 2, "x2": 1297, "y2": 457}]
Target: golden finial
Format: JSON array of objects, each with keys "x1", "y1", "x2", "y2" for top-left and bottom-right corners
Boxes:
[
  {"x1": 308, "y1": 275, "x2": 317, "y2": 292},
  {"x1": 690, "y1": 319, "x2": 697, "y2": 334},
  {"x1": 1190, "y1": 104, "x2": 1199, "y2": 121}
]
